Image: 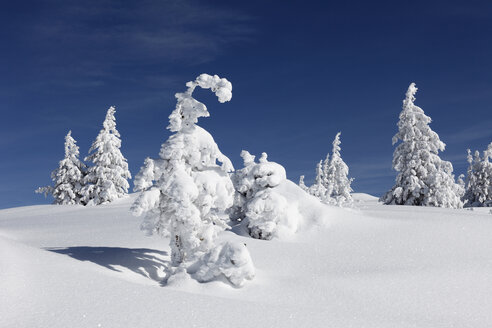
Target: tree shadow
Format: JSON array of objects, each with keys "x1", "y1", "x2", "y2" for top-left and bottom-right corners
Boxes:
[{"x1": 46, "y1": 246, "x2": 171, "y2": 284}]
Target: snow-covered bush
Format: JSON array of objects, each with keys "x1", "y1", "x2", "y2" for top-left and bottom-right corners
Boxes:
[
  {"x1": 36, "y1": 131, "x2": 86, "y2": 205},
  {"x1": 193, "y1": 241, "x2": 255, "y2": 287},
  {"x1": 132, "y1": 74, "x2": 238, "y2": 268},
  {"x1": 381, "y1": 83, "x2": 462, "y2": 208},
  {"x1": 82, "y1": 106, "x2": 131, "y2": 205},
  {"x1": 323, "y1": 132, "x2": 353, "y2": 206},
  {"x1": 463, "y1": 146, "x2": 492, "y2": 207},
  {"x1": 231, "y1": 151, "x2": 300, "y2": 240}
]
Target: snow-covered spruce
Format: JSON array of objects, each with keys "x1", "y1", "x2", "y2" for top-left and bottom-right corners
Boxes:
[
  {"x1": 298, "y1": 175, "x2": 308, "y2": 192},
  {"x1": 381, "y1": 83, "x2": 462, "y2": 208},
  {"x1": 231, "y1": 151, "x2": 300, "y2": 240},
  {"x1": 323, "y1": 132, "x2": 353, "y2": 206},
  {"x1": 463, "y1": 145, "x2": 492, "y2": 207},
  {"x1": 308, "y1": 160, "x2": 327, "y2": 200},
  {"x1": 36, "y1": 130, "x2": 86, "y2": 205},
  {"x1": 81, "y1": 106, "x2": 131, "y2": 206},
  {"x1": 131, "y1": 74, "x2": 254, "y2": 286}
]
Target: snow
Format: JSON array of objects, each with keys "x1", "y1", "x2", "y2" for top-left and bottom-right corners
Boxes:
[{"x1": 1, "y1": 192, "x2": 492, "y2": 327}]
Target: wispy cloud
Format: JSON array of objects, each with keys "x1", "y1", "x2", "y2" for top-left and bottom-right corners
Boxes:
[
  {"x1": 442, "y1": 119, "x2": 492, "y2": 145},
  {"x1": 15, "y1": 0, "x2": 255, "y2": 89}
]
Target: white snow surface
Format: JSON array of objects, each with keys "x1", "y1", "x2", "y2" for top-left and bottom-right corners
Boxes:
[{"x1": 1, "y1": 191, "x2": 492, "y2": 327}]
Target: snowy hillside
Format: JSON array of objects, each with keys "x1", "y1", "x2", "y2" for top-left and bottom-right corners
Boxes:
[{"x1": 1, "y1": 186, "x2": 492, "y2": 328}]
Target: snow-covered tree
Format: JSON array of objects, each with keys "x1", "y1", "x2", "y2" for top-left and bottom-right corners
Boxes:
[
  {"x1": 463, "y1": 147, "x2": 492, "y2": 207},
  {"x1": 231, "y1": 151, "x2": 299, "y2": 240},
  {"x1": 323, "y1": 132, "x2": 353, "y2": 205},
  {"x1": 308, "y1": 160, "x2": 327, "y2": 200},
  {"x1": 131, "y1": 74, "x2": 253, "y2": 279},
  {"x1": 81, "y1": 106, "x2": 131, "y2": 205},
  {"x1": 322, "y1": 152, "x2": 331, "y2": 193},
  {"x1": 36, "y1": 131, "x2": 86, "y2": 205},
  {"x1": 298, "y1": 175, "x2": 308, "y2": 192},
  {"x1": 381, "y1": 83, "x2": 462, "y2": 208}
]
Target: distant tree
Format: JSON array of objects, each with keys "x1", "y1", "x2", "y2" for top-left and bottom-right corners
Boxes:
[
  {"x1": 308, "y1": 160, "x2": 327, "y2": 200},
  {"x1": 298, "y1": 175, "x2": 308, "y2": 192},
  {"x1": 463, "y1": 147, "x2": 492, "y2": 207},
  {"x1": 381, "y1": 83, "x2": 462, "y2": 208},
  {"x1": 324, "y1": 132, "x2": 353, "y2": 205},
  {"x1": 81, "y1": 106, "x2": 131, "y2": 205},
  {"x1": 132, "y1": 74, "x2": 237, "y2": 266},
  {"x1": 36, "y1": 131, "x2": 86, "y2": 205}
]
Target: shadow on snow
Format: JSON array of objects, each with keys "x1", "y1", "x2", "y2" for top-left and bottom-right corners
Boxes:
[{"x1": 46, "y1": 246, "x2": 170, "y2": 284}]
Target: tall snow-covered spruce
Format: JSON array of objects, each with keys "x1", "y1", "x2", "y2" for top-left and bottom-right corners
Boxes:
[
  {"x1": 381, "y1": 83, "x2": 462, "y2": 208},
  {"x1": 36, "y1": 131, "x2": 86, "y2": 204},
  {"x1": 131, "y1": 74, "x2": 254, "y2": 287},
  {"x1": 82, "y1": 106, "x2": 131, "y2": 205}
]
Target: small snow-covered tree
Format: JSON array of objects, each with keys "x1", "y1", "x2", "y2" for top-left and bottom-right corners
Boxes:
[
  {"x1": 81, "y1": 106, "x2": 131, "y2": 205},
  {"x1": 323, "y1": 132, "x2": 353, "y2": 205},
  {"x1": 36, "y1": 131, "x2": 86, "y2": 205},
  {"x1": 463, "y1": 147, "x2": 492, "y2": 207},
  {"x1": 132, "y1": 74, "x2": 242, "y2": 268},
  {"x1": 308, "y1": 160, "x2": 327, "y2": 199},
  {"x1": 298, "y1": 175, "x2": 308, "y2": 192},
  {"x1": 231, "y1": 151, "x2": 299, "y2": 240},
  {"x1": 381, "y1": 83, "x2": 462, "y2": 208}
]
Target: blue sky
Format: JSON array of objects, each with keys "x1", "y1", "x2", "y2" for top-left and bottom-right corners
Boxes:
[{"x1": 1, "y1": 0, "x2": 492, "y2": 208}]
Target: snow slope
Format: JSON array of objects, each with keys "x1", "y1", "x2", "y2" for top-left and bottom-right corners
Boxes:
[{"x1": 1, "y1": 185, "x2": 492, "y2": 328}]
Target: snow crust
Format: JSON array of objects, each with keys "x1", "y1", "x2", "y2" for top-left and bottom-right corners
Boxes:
[{"x1": 1, "y1": 194, "x2": 492, "y2": 327}]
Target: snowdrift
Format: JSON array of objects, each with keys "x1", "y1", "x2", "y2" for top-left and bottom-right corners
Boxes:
[{"x1": 1, "y1": 189, "x2": 492, "y2": 327}]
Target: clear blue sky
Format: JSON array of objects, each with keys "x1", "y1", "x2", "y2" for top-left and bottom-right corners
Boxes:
[{"x1": 1, "y1": 0, "x2": 492, "y2": 208}]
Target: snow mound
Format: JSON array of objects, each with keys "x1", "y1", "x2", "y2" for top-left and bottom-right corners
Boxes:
[
  {"x1": 193, "y1": 241, "x2": 255, "y2": 287},
  {"x1": 231, "y1": 151, "x2": 330, "y2": 240},
  {"x1": 352, "y1": 192, "x2": 379, "y2": 202}
]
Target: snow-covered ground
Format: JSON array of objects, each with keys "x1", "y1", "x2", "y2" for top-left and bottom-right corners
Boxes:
[{"x1": 1, "y1": 189, "x2": 492, "y2": 328}]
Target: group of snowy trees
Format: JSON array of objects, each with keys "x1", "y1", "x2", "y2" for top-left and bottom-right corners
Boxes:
[
  {"x1": 299, "y1": 132, "x2": 354, "y2": 206},
  {"x1": 37, "y1": 74, "x2": 492, "y2": 287},
  {"x1": 37, "y1": 106, "x2": 131, "y2": 206},
  {"x1": 463, "y1": 144, "x2": 492, "y2": 207},
  {"x1": 381, "y1": 83, "x2": 492, "y2": 208}
]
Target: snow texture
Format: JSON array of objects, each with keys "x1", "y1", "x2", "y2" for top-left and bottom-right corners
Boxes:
[
  {"x1": 2, "y1": 194, "x2": 492, "y2": 328},
  {"x1": 132, "y1": 74, "x2": 236, "y2": 269},
  {"x1": 36, "y1": 130, "x2": 86, "y2": 205},
  {"x1": 381, "y1": 83, "x2": 463, "y2": 208},
  {"x1": 82, "y1": 106, "x2": 131, "y2": 205}
]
